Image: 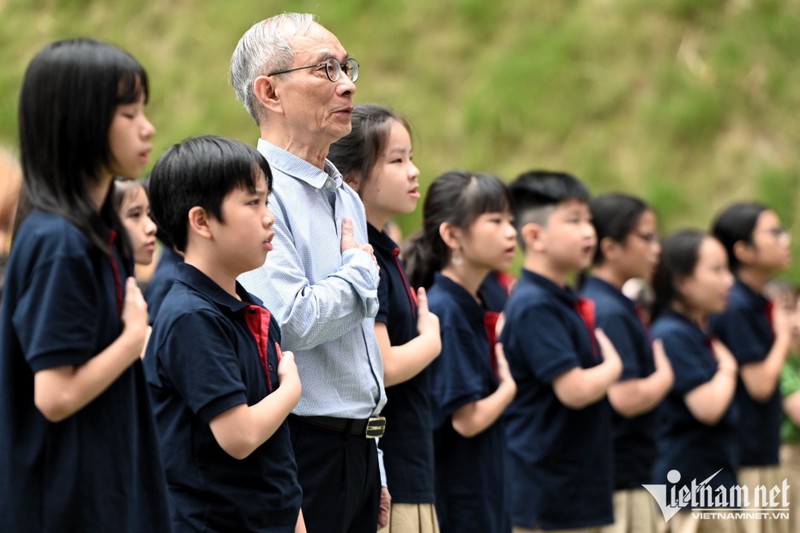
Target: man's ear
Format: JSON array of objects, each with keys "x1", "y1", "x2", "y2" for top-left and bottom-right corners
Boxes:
[
  {"x1": 187, "y1": 206, "x2": 213, "y2": 241},
  {"x1": 253, "y1": 75, "x2": 283, "y2": 115}
]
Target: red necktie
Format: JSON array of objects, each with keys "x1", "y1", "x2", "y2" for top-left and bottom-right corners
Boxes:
[
  {"x1": 575, "y1": 297, "x2": 600, "y2": 359},
  {"x1": 484, "y1": 310, "x2": 500, "y2": 378},
  {"x1": 244, "y1": 305, "x2": 274, "y2": 392},
  {"x1": 392, "y1": 248, "x2": 417, "y2": 317}
]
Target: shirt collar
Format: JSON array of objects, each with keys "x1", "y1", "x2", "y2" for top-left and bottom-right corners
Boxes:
[
  {"x1": 174, "y1": 262, "x2": 261, "y2": 313},
  {"x1": 734, "y1": 277, "x2": 769, "y2": 308},
  {"x1": 521, "y1": 268, "x2": 578, "y2": 306},
  {"x1": 433, "y1": 272, "x2": 486, "y2": 315},
  {"x1": 584, "y1": 275, "x2": 637, "y2": 312},
  {"x1": 257, "y1": 138, "x2": 344, "y2": 191},
  {"x1": 367, "y1": 223, "x2": 399, "y2": 254}
]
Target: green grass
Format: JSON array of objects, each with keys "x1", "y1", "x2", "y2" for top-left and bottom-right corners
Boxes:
[{"x1": 3, "y1": 0, "x2": 800, "y2": 282}]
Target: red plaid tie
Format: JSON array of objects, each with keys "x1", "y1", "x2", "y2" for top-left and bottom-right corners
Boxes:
[
  {"x1": 575, "y1": 297, "x2": 600, "y2": 359},
  {"x1": 244, "y1": 305, "x2": 274, "y2": 392},
  {"x1": 484, "y1": 310, "x2": 500, "y2": 378}
]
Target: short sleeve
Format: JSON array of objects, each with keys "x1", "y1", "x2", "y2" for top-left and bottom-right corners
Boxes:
[
  {"x1": 712, "y1": 308, "x2": 767, "y2": 365},
  {"x1": 14, "y1": 254, "x2": 105, "y2": 372},
  {"x1": 156, "y1": 310, "x2": 248, "y2": 423},
  {"x1": 505, "y1": 305, "x2": 579, "y2": 384},
  {"x1": 597, "y1": 312, "x2": 644, "y2": 381},
  {"x1": 375, "y1": 262, "x2": 391, "y2": 326},
  {"x1": 658, "y1": 330, "x2": 713, "y2": 396},
  {"x1": 430, "y1": 325, "x2": 487, "y2": 420}
]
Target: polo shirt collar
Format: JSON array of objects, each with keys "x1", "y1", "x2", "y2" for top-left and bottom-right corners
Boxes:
[
  {"x1": 367, "y1": 223, "x2": 399, "y2": 254},
  {"x1": 257, "y1": 138, "x2": 344, "y2": 191},
  {"x1": 174, "y1": 262, "x2": 258, "y2": 313},
  {"x1": 584, "y1": 275, "x2": 637, "y2": 312},
  {"x1": 521, "y1": 268, "x2": 578, "y2": 307},
  {"x1": 433, "y1": 272, "x2": 485, "y2": 315},
  {"x1": 734, "y1": 277, "x2": 768, "y2": 309}
]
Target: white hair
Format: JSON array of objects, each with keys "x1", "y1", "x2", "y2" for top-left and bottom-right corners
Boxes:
[{"x1": 230, "y1": 13, "x2": 317, "y2": 125}]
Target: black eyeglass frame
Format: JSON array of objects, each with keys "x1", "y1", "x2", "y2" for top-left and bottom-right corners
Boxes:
[{"x1": 268, "y1": 57, "x2": 359, "y2": 83}]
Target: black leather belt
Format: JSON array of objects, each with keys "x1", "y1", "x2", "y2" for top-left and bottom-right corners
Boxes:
[{"x1": 291, "y1": 415, "x2": 386, "y2": 439}]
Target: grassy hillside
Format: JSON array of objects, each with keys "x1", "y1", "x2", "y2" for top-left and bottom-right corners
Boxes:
[{"x1": 2, "y1": 0, "x2": 800, "y2": 280}]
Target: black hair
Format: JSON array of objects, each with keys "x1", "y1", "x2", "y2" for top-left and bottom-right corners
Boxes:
[
  {"x1": 147, "y1": 135, "x2": 272, "y2": 253},
  {"x1": 651, "y1": 229, "x2": 707, "y2": 319},
  {"x1": 509, "y1": 170, "x2": 591, "y2": 250},
  {"x1": 711, "y1": 202, "x2": 767, "y2": 273},
  {"x1": 590, "y1": 193, "x2": 650, "y2": 265},
  {"x1": 328, "y1": 104, "x2": 412, "y2": 189},
  {"x1": 112, "y1": 177, "x2": 146, "y2": 213},
  {"x1": 403, "y1": 170, "x2": 512, "y2": 289},
  {"x1": 16, "y1": 38, "x2": 149, "y2": 258}
]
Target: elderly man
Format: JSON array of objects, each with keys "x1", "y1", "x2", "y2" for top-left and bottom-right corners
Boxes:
[{"x1": 231, "y1": 13, "x2": 386, "y2": 533}]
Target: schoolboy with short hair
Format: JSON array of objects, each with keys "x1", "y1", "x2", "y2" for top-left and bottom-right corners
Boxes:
[
  {"x1": 143, "y1": 135, "x2": 304, "y2": 532},
  {"x1": 500, "y1": 170, "x2": 622, "y2": 532}
]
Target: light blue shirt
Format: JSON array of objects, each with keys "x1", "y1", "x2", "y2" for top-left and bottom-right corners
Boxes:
[{"x1": 239, "y1": 139, "x2": 386, "y2": 418}]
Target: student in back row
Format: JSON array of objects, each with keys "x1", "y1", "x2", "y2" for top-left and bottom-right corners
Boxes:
[
  {"x1": 501, "y1": 171, "x2": 621, "y2": 532},
  {"x1": 582, "y1": 193, "x2": 673, "y2": 533},
  {"x1": 144, "y1": 135, "x2": 304, "y2": 532}
]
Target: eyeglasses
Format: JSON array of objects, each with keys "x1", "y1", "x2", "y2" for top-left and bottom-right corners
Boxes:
[
  {"x1": 760, "y1": 227, "x2": 790, "y2": 240},
  {"x1": 633, "y1": 231, "x2": 660, "y2": 244},
  {"x1": 268, "y1": 57, "x2": 359, "y2": 83}
]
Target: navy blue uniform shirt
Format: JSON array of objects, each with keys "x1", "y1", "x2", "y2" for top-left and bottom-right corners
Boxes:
[
  {"x1": 501, "y1": 269, "x2": 613, "y2": 530},
  {"x1": 710, "y1": 279, "x2": 780, "y2": 467},
  {"x1": 428, "y1": 273, "x2": 510, "y2": 533},
  {"x1": 0, "y1": 210, "x2": 170, "y2": 532},
  {"x1": 144, "y1": 262, "x2": 301, "y2": 532},
  {"x1": 581, "y1": 276, "x2": 658, "y2": 489},
  {"x1": 144, "y1": 245, "x2": 182, "y2": 324},
  {"x1": 651, "y1": 309, "x2": 739, "y2": 498},
  {"x1": 369, "y1": 224, "x2": 435, "y2": 504}
]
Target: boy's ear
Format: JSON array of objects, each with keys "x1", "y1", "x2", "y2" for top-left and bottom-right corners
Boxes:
[
  {"x1": 253, "y1": 75, "x2": 283, "y2": 115},
  {"x1": 521, "y1": 222, "x2": 545, "y2": 252},
  {"x1": 187, "y1": 206, "x2": 213, "y2": 241}
]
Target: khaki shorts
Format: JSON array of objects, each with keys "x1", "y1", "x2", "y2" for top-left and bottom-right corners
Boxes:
[{"x1": 377, "y1": 503, "x2": 439, "y2": 533}]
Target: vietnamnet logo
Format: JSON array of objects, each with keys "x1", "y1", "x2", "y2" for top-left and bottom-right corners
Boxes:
[{"x1": 642, "y1": 469, "x2": 790, "y2": 522}]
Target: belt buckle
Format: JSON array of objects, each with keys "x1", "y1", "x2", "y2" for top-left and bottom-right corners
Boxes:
[{"x1": 365, "y1": 416, "x2": 386, "y2": 439}]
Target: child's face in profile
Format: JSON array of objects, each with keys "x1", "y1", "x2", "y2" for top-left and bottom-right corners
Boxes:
[
  {"x1": 107, "y1": 92, "x2": 155, "y2": 179},
  {"x1": 119, "y1": 185, "x2": 157, "y2": 265},
  {"x1": 359, "y1": 120, "x2": 420, "y2": 226},
  {"x1": 460, "y1": 210, "x2": 517, "y2": 272},
  {"x1": 210, "y1": 171, "x2": 275, "y2": 275},
  {"x1": 677, "y1": 237, "x2": 733, "y2": 315},
  {"x1": 540, "y1": 199, "x2": 596, "y2": 272}
]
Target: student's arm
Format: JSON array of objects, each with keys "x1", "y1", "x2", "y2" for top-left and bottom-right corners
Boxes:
[
  {"x1": 552, "y1": 328, "x2": 623, "y2": 409},
  {"x1": 607, "y1": 339, "x2": 674, "y2": 417},
  {"x1": 451, "y1": 343, "x2": 516, "y2": 438},
  {"x1": 295, "y1": 509, "x2": 307, "y2": 533},
  {"x1": 34, "y1": 278, "x2": 148, "y2": 422},
  {"x1": 684, "y1": 339, "x2": 738, "y2": 425},
  {"x1": 381, "y1": 287, "x2": 442, "y2": 387},
  {"x1": 739, "y1": 303, "x2": 793, "y2": 402},
  {"x1": 209, "y1": 351, "x2": 302, "y2": 460}
]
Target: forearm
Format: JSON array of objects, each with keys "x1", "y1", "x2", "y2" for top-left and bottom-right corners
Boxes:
[
  {"x1": 685, "y1": 368, "x2": 737, "y2": 425},
  {"x1": 608, "y1": 367, "x2": 672, "y2": 417},
  {"x1": 34, "y1": 327, "x2": 144, "y2": 422},
  {"x1": 554, "y1": 360, "x2": 620, "y2": 409},
  {"x1": 210, "y1": 378, "x2": 301, "y2": 460},
  {"x1": 741, "y1": 335, "x2": 791, "y2": 401},
  {"x1": 383, "y1": 332, "x2": 441, "y2": 387},
  {"x1": 451, "y1": 380, "x2": 516, "y2": 438}
]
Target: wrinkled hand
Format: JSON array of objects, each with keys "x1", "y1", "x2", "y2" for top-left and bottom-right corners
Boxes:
[
  {"x1": 340, "y1": 217, "x2": 378, "y2": 269},
  {"x1": 377, "y1": 486, "x2": 391, "y2": 529}
]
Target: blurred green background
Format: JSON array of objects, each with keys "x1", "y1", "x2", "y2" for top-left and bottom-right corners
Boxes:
[{"x1": 2, "y1": 0, "x2": 800, "y2": 281}]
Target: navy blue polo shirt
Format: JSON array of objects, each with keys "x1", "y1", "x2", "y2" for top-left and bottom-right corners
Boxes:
[
  {"x1": 479, "y1": 270, "x2": 513, "y2": 312},
  {"x1": 0, "y1": 210, "x2": 170, "y2": 531},
  {"x1": 651, "y1": 309, "x2": 739, "y2": 497},
  {"x1": 500, "y1": 269, "x2": 613, "y2": 530},
  {"x1": 144, "y1": 262, "x2": 301, "y2": 532},
  {"x1": 581, "y1": 276, "x2": 658, "y2": 489},
  {"x1": 427, "y1": 273, "x2": 510, "y2": 533},
  {"x1": 144, "y1": 245, "x2": 182, "y2": 324},
  {"x1": 369, "y1": 224, "x2": 435, "y2": 504},
  {"x1": 710, "y1": 279, "x2": 780, "y2": 467}
]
